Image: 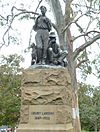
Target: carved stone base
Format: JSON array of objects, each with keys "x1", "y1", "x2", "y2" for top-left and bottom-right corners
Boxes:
[
  {"x1": 17, "y1": 124, "x2": 74, "y2": 132},
  {"x1": 17, "y1": 66, "x2": 74, "y2": 132}
]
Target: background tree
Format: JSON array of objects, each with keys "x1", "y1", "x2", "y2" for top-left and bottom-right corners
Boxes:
[
  {"x1": 78, "y1": 83, "x2": 100, "y2": 132},
  {"x1": 78, "y1": 53, "x2": 100, "y2": 131},
  {"x1": 0, "y1": 54, "x2": 24, "y2": 127}
]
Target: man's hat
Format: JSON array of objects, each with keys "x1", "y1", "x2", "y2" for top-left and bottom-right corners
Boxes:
[{"x1": 49, "y1": 32, "x2": 56, "y2": 38}]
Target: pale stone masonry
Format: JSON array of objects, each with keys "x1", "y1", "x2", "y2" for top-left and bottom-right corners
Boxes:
[{"x1": 17, "y1": 66, "x2": 74, "y2": 132}]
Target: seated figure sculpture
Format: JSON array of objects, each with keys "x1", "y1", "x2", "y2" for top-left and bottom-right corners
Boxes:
[{"x1": 47, "y1": 32, "x2": 68, "y2": 67}]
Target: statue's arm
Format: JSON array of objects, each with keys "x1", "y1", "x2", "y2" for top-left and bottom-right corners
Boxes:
[
  {"x1": 33, "y1": 16, "x2": 40, "y2": 31},
  {"x1": 45, "y1": 17, "x2": 52, "y2": 31}
]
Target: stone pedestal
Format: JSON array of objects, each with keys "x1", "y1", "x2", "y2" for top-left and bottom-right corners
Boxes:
[{"x1": 17, "y1": 66, "x2": 74, "y2": 132}]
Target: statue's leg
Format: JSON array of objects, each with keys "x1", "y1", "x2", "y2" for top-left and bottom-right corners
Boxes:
[
  {"x1": 41, "y1": 30, "x2": 49, "y2": 64},
  {"x1": 35, "y1": 32, "x2": 43, "y2": 64},
  {"x1": 58, "y1": 52, "x2": 67, "y2": 62},
  {"x1": 58, "y1": 52, "x2": 67, "y2": 66},
  {"x1": 47, "y1": 48, "x2": 54, "y2": 64},
  {"x1": 36, "y1": 48, "x2": 42, "y2": 64}
]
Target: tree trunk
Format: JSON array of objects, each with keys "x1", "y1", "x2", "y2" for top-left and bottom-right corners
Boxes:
[
  {"x1": 49, "y1": 0, "x2": 66, "y2": 50},
  {"x1": 66, "y1": 28, "x2": 81, "y2": 132},
  {"x1": 64, "y1": 2, "x2": 81, "y2": 131}
]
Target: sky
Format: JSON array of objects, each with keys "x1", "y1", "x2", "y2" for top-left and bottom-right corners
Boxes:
[
  {"x1": 0, "y1": 0, "x2": 55, "y2": 67},
  {"x1": 0, "y1": 0, "x2": 100, "y2": 86}
]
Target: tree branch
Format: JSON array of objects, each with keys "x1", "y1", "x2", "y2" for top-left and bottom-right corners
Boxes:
[
  {"x1": 62, "y1": 13, "x2": 85, "y2": 33},
  {"x1": 33, "y1": 0, "x2": 43, "y2": 18},
  {"x1": 63, "y1": 0, "x2": 66, "y2": 2},
  {"x1": 0, "y1": 15, "x2": 7, "y2": 21},
  {"x1": 0, "y1": 6, "x2": 39, "y2": 48},
  {"x1": 73, "y1": 33, "x2": 100, "y2": 60},
  {"x1": 52, "y1": 23, "x2": 59, "y2": 33},
  {"x1": 73, "y1": 31, "x2": 100, "y2": 41},
  {"x1": 72, "y1": 3, "x2": 100, "y2": 14},
  {"x1": 28, "y1": 0, "x2": 43, "y2": 46},
  {"x1": 76, "y1": 59, "x2": 88, "y2": 68},
  {"x1": 75, "y1": 22, "x2": 84, "y2": 33}
]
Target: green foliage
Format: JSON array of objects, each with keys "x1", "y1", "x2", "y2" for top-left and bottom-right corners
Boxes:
[
  {"x1": 92, "y1": 54, "x2": 100, "y2": 79},
  {"x1": 0, "y1": 54, "x2": 24, "y2": 74},
  {"x1": 0, "y1": 54, "x2": 24, "y2": 127},
  {"x1": 77, "y1": 52, "x2": 100, "y2": 81},
  {"x1": 78, "y1": 83, "x2": 100, "y2": 131}
]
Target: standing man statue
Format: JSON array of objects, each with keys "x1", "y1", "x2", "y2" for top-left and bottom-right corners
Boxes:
[{"x1": 33, "y1": 6, "x2": 52, "y2": 65}]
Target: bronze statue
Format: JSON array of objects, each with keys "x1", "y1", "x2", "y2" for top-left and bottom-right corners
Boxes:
[
  {"x1": 47, "y1": 32, "x2": 68, "y2": 67},
  {"x1": 33, "y1": 6, "x2": 52, "y2": 65}
]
